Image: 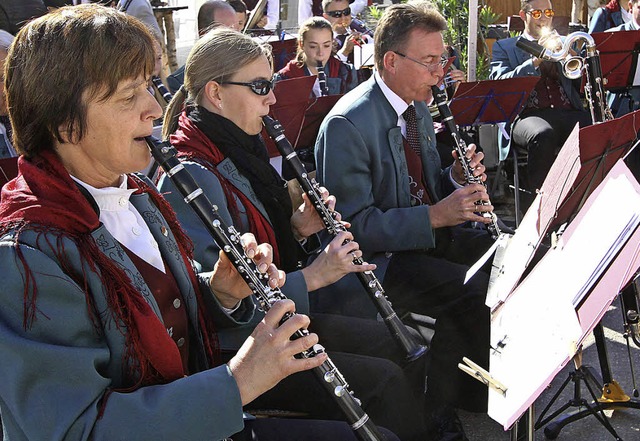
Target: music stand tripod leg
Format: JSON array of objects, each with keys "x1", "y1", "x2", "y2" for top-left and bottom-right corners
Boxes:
[{"x1": 510, "y1": 405, "x2": 535, "y2": 441}]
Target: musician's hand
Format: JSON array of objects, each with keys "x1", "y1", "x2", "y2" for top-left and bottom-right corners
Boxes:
[
  {"x1": 429, "y1": 184, "x2": 493, "y2": 228},
  {"x1": 447, "y1": 68, "x2": 466, "y2": 84},
  {"x1": 210, "y1": 233, "x2": 286, "y2": 308},
  {"x1": 229, "y1": 299, "x2": 327, "y2": 405},
  {"x1": 451, "y1": 143, "x2": 486, "y2": 185},
  {"x1": 290, "y1": 187, "x2": 338, "y2": 239},
  {"x1": 339, "y1": 34, "x2": 358, "y2": 57},
  {"x1": 301, "y1": 231, "x2": 376, "y2": 291}
]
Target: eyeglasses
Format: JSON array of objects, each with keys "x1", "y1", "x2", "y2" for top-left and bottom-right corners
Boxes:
[
  {"x1": 220, "y1": 79, "x2": 274, "y2": 96},
  {"x1": 325, "y1": 7, "x2": 351, "y2": 18},
  {"x1": 393, "y1": 51, "x2": 448, "y2": 73},
  {"x1": 526, "y1": 8, "x2": 554, "y2": 19}
]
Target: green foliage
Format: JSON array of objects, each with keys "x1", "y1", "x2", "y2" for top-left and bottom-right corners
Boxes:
[{"x1": 433, "y1": 0, "x2": 501, "y2": 79}]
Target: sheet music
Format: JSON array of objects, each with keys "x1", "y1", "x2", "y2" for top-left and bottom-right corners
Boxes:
[
  {"x1": 487, "y1": 163, "x2": 640, "y2": 429},
  {"x1": 353, "y1": 43, "x2": 374, "y2": 70}
]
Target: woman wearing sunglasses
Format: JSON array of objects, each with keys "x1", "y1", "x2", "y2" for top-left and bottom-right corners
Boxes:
[
  {"x1": 159, "y1": 27, "x2": 430, "y2": 441},
  {"x1": 274, "y1": 17, "x2": 357, "y2": 96}
]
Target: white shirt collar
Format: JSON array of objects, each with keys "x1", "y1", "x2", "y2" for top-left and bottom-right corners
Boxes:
[
  {"x1": 71, "y1": 174, "x2": 165, "y2": 273},
  {"x1": 72, "y1": 175, "x2": 136, "y2": 213},
  {"x1": 374, "y1": 70, "x2": 412, "y2": 120}
]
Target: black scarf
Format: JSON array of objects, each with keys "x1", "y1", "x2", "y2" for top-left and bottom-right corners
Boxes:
[{"x1": 188, "y1": 106, "x2": 299, "y2": 272}]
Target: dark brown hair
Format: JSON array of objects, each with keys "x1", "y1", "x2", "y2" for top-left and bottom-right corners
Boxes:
[
  {"x1": 5, "y1": 4, "x2": 155, "y2": 158},
  {"x1": 373, "y1": 1, "x2": 447, "y2": 71}
]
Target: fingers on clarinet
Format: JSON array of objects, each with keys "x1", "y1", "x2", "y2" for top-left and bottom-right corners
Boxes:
[
  {"x1": 263, "y1": 299, "x2": 296, "y2": 326},
  {"x1": 279, "y1": 312, "x2": 311, "y2": 338},
  {"x1": 240, "y1": 232, "x2": 258, "y2": 258}
]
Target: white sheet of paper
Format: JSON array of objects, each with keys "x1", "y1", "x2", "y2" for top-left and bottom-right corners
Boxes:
[
  {"x1": 487, "y1": 167, "x2": 640, "y2": 429},
  {"x1": 354, "y1": 43, "x2": 375, "y2": 69}
]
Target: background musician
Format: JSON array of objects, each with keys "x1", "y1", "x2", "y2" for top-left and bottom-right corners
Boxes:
[
  {"x1": 0, "y1": 6, "x2": 388, "y2": 440},
  {"x1": 589, "y1": 0, "x2": 630, "y2": 33},
  {"x1": 315, "y1": 3, "x2": 494, "y2": 439},
  {"x1": 274, "y1": 17, "x2": 357, "y2": 96},
  {"x1": 490, "y1": 0, "x2": 591, "y2": 209},
  {"x1": 322, "y1": 0, "x2": 372, "y2": 64}
]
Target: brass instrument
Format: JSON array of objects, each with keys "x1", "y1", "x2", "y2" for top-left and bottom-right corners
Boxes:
[{"x1": 516, "y1": 31, "x2": 613, "y2": 123}]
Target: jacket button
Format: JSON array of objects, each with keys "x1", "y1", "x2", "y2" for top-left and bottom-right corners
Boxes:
[{"x1": 173, "y1": 298, "x2": 181, "y2": 309}]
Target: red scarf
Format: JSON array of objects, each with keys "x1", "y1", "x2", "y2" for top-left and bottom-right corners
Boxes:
[
  {"x1": 605, "y1": 0, "x2": 621, "y2": 13},
  {"x1": 169, "y1": 111, "x2": 283, "y2": 265},
  {"x1": 277, "y1": 57, "x2": 342, "y2": 80},
  {"x1": 0, "y1": 151, "x2": 219, "y2": 392}
]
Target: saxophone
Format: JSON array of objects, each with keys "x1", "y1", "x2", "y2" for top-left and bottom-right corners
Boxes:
[{"x1": 516, "y1": 31, "x2": 613, "y2": 123}]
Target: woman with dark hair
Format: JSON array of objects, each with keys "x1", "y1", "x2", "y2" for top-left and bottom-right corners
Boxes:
[
  {"x1": 158, "y1": 27, "x2": 429, "y2": 441},
  {"x1": 274, "y1": 16, "x2": 357, "y2": 96},
  {"x1": 0, "y1": 5, "x2": 392, "y2": 440}
]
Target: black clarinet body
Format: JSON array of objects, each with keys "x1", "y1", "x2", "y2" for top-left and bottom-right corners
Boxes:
[
  {"x1": 145, "y1": 136, "x2": 385, "y2": 441},
  {"x1": 316, "y1": 61, "x2": 330, "y2": 97},
  {"x1": 430, "y1": 86, "x2": 501, "y2": 239},
  {"x1": 151, "y1": 76, "x2": 173, "y2": 104},
  {"x1": 262, "y1": 116, "x2": 428, "y2": 362}
]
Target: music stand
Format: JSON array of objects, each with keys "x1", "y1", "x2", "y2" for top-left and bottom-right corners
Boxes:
[
  {"x1": 592, "y1": 30, "x2": 640, "y2": 93},
  {"x1": 268, "y1": 36, "x2": 298, "y2": 72},
  {"x1": 449, "y1": 77, "x2": 540, "y2": 127},
  {"x1": 0, "y1": 156, "x2": 18, "y2": 188},
  {"x1": 295, "y1": 94, "x2": 342, "y2": 149},
  {"x1": 550, "y1": 109, "x2": 640, "y2": 231},
  {"x1": 243, "y1": 0, "x2": 267, "y2": 34},
  {"x1": 482, "y1": 114, "x2": 640, "y2": 440},
  {"x1": 261, "y1": 76, "x2": 315, "y2": 158}
]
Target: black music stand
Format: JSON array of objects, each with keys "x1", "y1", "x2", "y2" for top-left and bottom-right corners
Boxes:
[
  {"x1": 261, "y1": 76, "x2": 315, "y2": 158},
  {"x1": 449, "y1": 77, "x2": 539, "y2": 225},
  {"x1": 0, "y1": 156, "x2": 18, "y2": 188}
]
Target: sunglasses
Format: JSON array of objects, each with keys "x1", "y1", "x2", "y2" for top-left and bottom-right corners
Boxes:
[
  {"x1": 526, "y1": 8, "x2": 554, "y2": 19},
  {"x1": 220, "y1": 79, "x2": 274, "y2": 96},
  {"x1": 325, "y1": 7, "x2": 351, "y2": 18},
  {"x1": 394, "y1": 51, "x2": 448, "y2": 73}
]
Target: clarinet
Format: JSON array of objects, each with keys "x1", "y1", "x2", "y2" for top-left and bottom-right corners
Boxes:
[
  {"x1": 316, "y1": 61, "x2": 329, "y2": 97},
  {"x1": 145, "y1": 136, "x2": 385, "y2": 441},
  {"x1": 430, "y1": 86, "x2": 501, "y2": 239},
  {"x1": 262, "y1": 116, "x2": 428, "y2": 362},
  {"x1": 151, "y1": 76, "x2": 173, "y2": 104}
]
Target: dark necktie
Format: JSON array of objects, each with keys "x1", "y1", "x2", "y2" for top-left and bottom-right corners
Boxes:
[{"x1": 403, "y1": 105, "x2": 421, "y2": 156}]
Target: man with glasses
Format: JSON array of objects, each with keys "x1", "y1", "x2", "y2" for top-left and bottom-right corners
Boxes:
[
  {"x1": 490, "y1": 0, "x2": 591, "y2": 210},
  {"x1": 321, "y1": 0, "x2": 372, "y2": 64},
  {"x1": 315, "y1": 3, "x2": 494, "y2": 440}
]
